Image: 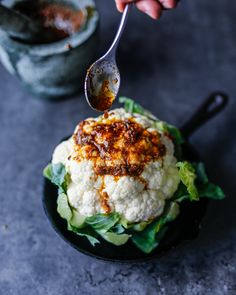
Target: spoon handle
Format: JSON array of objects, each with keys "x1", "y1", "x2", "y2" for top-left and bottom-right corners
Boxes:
[{"x1": 105, "y1": 4, "x2": 132, "y2": 58}]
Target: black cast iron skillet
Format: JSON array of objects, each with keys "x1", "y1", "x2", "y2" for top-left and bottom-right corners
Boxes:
[{"x1": 43, "y1": 92, "x2": 228, "y2": 263}]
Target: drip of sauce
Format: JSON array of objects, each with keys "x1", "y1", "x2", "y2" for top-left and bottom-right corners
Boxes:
[
  {"x1": 90, "y1": 80, "x2": 116, "y2": 112},
  {"x1": 100, "y1": 191, "x2": 111, "y2": 214},
  {"x1": 103, "y1": 111, "x2": 109, "y2": 119},
  {"x1": 13, "y1": 1, "x2": 86, "y2": 43},
  {"x1": 98, "y1": 177, "x2": 111, "y2": 214}
]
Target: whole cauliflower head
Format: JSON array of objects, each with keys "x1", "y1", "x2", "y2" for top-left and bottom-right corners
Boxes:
[{"x1": 52, "y1": 109, "x2": 180, "y2": 223}]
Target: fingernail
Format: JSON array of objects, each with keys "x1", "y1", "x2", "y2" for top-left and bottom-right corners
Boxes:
[{"x1": 162, "y1": 0, "x2": 176, "y2": 9}]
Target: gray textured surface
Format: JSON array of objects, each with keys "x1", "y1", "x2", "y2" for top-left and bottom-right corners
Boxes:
[{"x1": 0, "y1": 0, "x2": 236, "y2": 294}]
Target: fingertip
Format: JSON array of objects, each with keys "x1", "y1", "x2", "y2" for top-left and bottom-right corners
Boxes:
[
  {"x1": 117, "y1": 6, "x2": 124, "y2": 13},
  {"x1": 136, "y1": 0, "x2": 162, "y2": 20},
  {"x1": 148, "y1": 7, "x2": 162, "y2": 20},
  {"x1": 115, "y1": 0, "x2": 134, "y2": 12},
  {"x1": 159, "y1": 0, "x2": 177, "y2": 9},
  {"x1": 115, "y1": 0, "x2": 125, "y2": 12}
]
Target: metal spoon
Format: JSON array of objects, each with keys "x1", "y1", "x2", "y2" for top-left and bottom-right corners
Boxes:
[{"x1": 84, "y1": 4, "x2": 132, "y2": 112}]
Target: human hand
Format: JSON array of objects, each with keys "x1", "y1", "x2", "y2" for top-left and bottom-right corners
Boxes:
[{"x1": 115, "y1": 0, "x2": 178, "y2": 20}]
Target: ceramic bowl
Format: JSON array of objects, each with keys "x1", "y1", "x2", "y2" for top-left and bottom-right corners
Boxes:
[{"x1": 0, "y1": 0, "x2": 99, "y2": 100}]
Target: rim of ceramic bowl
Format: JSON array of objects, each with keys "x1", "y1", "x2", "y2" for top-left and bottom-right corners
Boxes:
[{"x1": 0, "y1": 0, "x2": 99, "y2": 56}]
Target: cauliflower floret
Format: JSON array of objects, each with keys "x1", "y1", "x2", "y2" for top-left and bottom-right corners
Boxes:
[
  {"x1": 104, "y1": 176, "x2": 145, "y2": 201},
  {"x1": 52, "y1": 139, "x2": 73, "y2": 166},
  {"x1": 141, "y1": 161, "x2": 164, "y2": 189},
  {"x1": 52, "y1": 108, "x2": 180, "y2": 222},
  {"x1": 124, "y1": 190, "x2": 165, "y2": 221},
  {"x1": 67, "y1": 183, "x2": 101, "y2": 216},
  {"x1": 68, "y1": 160, "x2": 95, "y2": 186}
]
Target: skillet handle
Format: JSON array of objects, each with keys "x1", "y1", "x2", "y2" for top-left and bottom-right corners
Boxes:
[{"x1": 180, "y1": 92, "x2": 228, "y2": 139}]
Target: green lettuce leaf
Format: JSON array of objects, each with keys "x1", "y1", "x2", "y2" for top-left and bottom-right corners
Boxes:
[
  {"x1": 111, "y1": 223, "x2": 125, "y2": 234},
  {"x1": 56, "y1": 190, "x2": 86, "y2": 229},
  {"x1": 194, "y1": 162, "x2": 225, "y2": 200},
  {"x1": 131, "y1": 202, "x2": 179, "y2": 253},
  {"x1": 86, "y1": 213, "x2": 120, "y2": 233},
  {"x1": 57, "y1": 193, "x2": 72, "y2": 222},
  {"x1": 119, "y1": 96, "x2": 157, "y2": 120},
  {"x1": 176, "y1": 161, "x2": 199, "y2": 201},
  {"x1": 43, "y1": 163, "x2": 70, "y2": 193},
  {"x1": 70, "y1": 210, "x2": 86, "y2": 228},
  {"x1": 43, "y1": 163, "x2": 53, "y2": 180},
  {"x1": 173, "y1": 183, "x2": 190, "y2": 203},
  {"x1": 132, "y1": 219, "x2": 167, "y2": 254},
  {"x1": 99, "y1": 231, "x2": 131, "y2": 246},
  {"x1": 132, "y1": 221, "x2": 150, "y2": 232},
  {"x1": 193, "y1": 162, "x2": 208, "y2": 184},
  {"x1": 119, "y1": 217, "x2": 133, "y2": 229},
  {"x1": 81, "y1": 213, "x2": 130, "y2": 246},
  {"x1": 164, "y1": 202, "x2": 180, "y2": 222},
  {"x1": 199, "y1": 183, "x2": 225, "y2": 200},
  {"x1": 153, "y1": 121, "x2": 183, "y2": 159},
  {"x1": 153, "y1": 121, "x2": 184, "y2": 147},
  {"x1": 174, "y1": 162, "x2": 225, "y2": 202},
  {"x1": 69, "y1": 225, "x2": 100, "y2": 246}
]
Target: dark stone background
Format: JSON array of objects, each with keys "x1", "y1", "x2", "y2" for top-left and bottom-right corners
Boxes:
[{"x1": 0, "y1": 0, "x2": 235, "y2": 294}]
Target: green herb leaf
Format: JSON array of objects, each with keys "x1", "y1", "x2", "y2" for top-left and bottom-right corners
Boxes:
[
  {"x1": 86, "y1": 213, "x2": 120, "y2": 233},
  {"x1": 176, "y1": 161, "x2": 199, "y2": 201}
]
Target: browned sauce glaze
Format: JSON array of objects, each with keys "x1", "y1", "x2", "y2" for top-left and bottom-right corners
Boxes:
[
  {"x1": 97, "y1": 177, "x2": 111, "y2": 213},
  {"x1": 90, "y1": 80, "x2": 115, "y2": 111},
  {"x1": 14, "y1": 1, "x2": 85, "y2": 43},
  {"x1": 73, "y1": 118, "x2": 166, "y2": 177}
]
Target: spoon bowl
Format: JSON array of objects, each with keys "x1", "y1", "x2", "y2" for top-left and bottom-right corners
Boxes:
[
  {"x1": 85, "y1": 4, "x2": 131, "y2": 112},
  {"x1": 85, "y1": 58, "x2": 120, "y2": 111}
]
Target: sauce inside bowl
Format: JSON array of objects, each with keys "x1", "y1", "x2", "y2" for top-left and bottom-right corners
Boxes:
[{"x1": 13, "y1": 1, "x2": 86, "y2": 43}]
